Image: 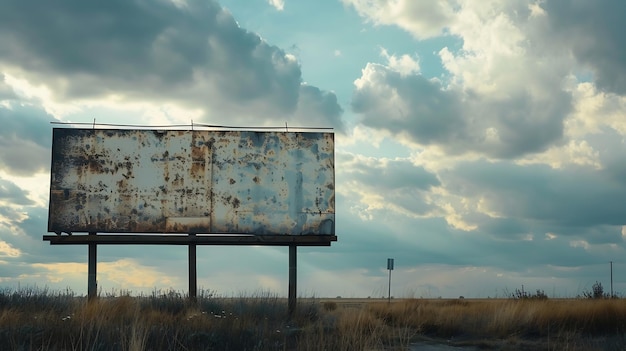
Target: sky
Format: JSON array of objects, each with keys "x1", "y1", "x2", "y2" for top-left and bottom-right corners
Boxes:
[{"x1": 1, "y1": 0, "x2": 626, "y2": 299}]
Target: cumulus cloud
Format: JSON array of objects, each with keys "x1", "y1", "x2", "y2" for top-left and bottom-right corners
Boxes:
[
  {"x1": 0, "y1": 104, "x2": 57, "y2": 176},
  {"x1": 339, "y1": 153, "x2": 439, "y2": 191},
  {"x1": 439, "y1": 159, "x2": 626, "y2": 230},
  {"x1": 342, "y1": 0, "x2": 456, "y2": 39},
  {"x1": 350, "y1": 1, "x2": 573, "y2": 159},
  {"x1": 0, "y1": 74, "x2": 15, "y2": 100},
  {"x1": 338, "y1": 153, "x2": 439, "y2": 218},
  {"x1": 379, "y1": 49, "x2": 420, "y2": 76},
  {"x1": 0, "y1": 241, "x2": 20, "y2": 258},
  {"x1": 0, "y1": 179, "x2": 34, "y2": 206},
  {"x1": 268, "y1": 0, "x2": 285, "y2": 11},
  {"x1": 294, "y1": 85, "x2": 345, "y2": 132},
  {"x1": 352, "y1": 63, "x2": 465, "y2": 146},
  {"x1": 0, "y1": 0, "x2": 343, "y2": 130},
  {"x1": 541, "y1": 0, "x2": 626, "y2": 95}
]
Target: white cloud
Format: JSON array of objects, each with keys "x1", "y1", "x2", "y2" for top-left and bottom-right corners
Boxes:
[
  {"x1": 351, "y1": 0, "x2": 573, "y2": 159},
  {"x1": 568, "y1": 82, "x2": 626, "y2": 136},
  {"x1": 268, "y1": 0, "x2": 284, "y2": 11},
  {"x1": 380, "y1": 48, "x2": 420, "y2": 76},
  {"x1": 0, "y1": 241, "x2": 20, "y2": 258},
  {"x1": 570, "y1": 240, "x2": 590, "y2": 250},
  {"x1": 516, "y1": 140, "x2": 601, "y2": 170},
  {"x1": 342, "y1": 0, "x2": 456, "y2": 39},
  {"x1": 0, "y1": 0, "x2": 344, "y2": 131},
  {"x1": 337, "y1": 125, "x2": 386, "y2": 147}
]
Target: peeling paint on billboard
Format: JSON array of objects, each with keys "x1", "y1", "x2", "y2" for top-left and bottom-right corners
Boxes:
[{"x1": 48, "y1": 129, "x2": 335, "y2": 235}]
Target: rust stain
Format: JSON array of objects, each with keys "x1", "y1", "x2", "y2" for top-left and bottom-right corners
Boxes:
[{"x1": 48, "y1": 129, "x2": 335, "y2": 235}]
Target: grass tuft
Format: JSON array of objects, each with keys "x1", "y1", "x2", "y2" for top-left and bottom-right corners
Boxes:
[{"x1": 2, "y1": 288, "x2": 626, "y2": 350}]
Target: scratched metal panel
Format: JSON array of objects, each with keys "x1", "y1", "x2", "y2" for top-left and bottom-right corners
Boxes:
[{"x1": 48, "y1": 128, "x2": 335, "y2": 235}]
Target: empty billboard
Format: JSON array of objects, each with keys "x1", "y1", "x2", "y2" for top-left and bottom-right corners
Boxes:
[{"x1": 48, "y1": 129, "x2": 335, "y2": 235}]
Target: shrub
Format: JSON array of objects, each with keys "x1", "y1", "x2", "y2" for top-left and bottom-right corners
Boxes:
[
  {"x1": 581, "y1": 281, "x2": 612, "y2": 299},
  {"x1": 323, "y1": 301, "x2": 337, "y2": 311},
  {"x1": 510, "y1": 286, "x2": 548, "y2": 300}
]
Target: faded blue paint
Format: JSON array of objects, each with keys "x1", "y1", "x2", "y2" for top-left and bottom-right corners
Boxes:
[{"x1": 48, "y1": 128, "x2": 335, "y2": 235}]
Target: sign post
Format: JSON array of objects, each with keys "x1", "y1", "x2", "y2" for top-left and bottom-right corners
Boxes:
[{"x1": 387, "y1": 258, "x2": 394, "y2": 303}]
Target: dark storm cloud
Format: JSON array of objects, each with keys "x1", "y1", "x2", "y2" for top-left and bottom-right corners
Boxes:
[
  {"x1": 0, "y1": 74, "x2": 15, "y2": 99},
  {"x1": 295, "y1": 85, "x2": 345, "y2": 132},
  {"x1": 465, "y1": 214, "x2": 622, "y2": 265},
  {"x1": 543, "y1": 0, "x2": 626, "y2": 95},
  {"x1": 446, "y1": 160, "x2": 626, "y2": 228},
  {"x1": 12, "y1": 206, "x2": 47, "y2": 242},
  {"x1": 0, "y1": 104, "x2": 55, "y2": 148},
  {"x1": 0, "y1": 263, "x2": 39, "y2": 279},
  {"x1": 473, "y1": 89, "x2": 570, "y2": 158},
  {"x1": 319, "y1": 208, "x2": 451, "y2": 272},
  {"x1": 332, "y1": 206, "x2": 608, "y2": 275},
  {"x1": 0, "y1": 179, "x2": 33, "y2": 206},
  {"x1": 577, "y1": 226, "x2": 623, "y2": 245},
  {"x1": 352, "y1": 63, "x2": 570, "y2": 158},
  {"x1": 477, "y1": 217, "x2": 530, "y2": 239},
  {"x1": 0, "y1": 0, "x2": 295, "y2": 101},
  {"x1": 0, "y1": 104, "x2": 57, "y2": 175},
  {"x1": 596, "y1": 132, "x2": 626, "y2": 187},
  {"x1": 339, "y1": 153, "x2": 439, "y2": 191},
  {"x1": 352, "y1": 64, "x2": 465, "y2": 145},
  {"x1": 1, "y1": 205, "x2": 86, "y2": 264},
  {"x1": 0, "y1": 0, "x2": 344, "y2": 129},
  {"x1": 337, "y1": 153, "x2": 438, "y2": 216},
  {"x1": 480, "y1": 237, "x2": 598, "y2": 271}
]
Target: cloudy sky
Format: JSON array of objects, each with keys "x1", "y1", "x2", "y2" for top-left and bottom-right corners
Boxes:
[{"x1": 2, "y1": 0, "x2": 626, "y2": 298}]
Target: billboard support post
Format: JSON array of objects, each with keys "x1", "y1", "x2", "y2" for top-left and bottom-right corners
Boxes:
[
  {"x1": 189, "y1": 233, "x2": 197, "y2": 301},
  {"x1": 88, "y1": 232, "x2": 97, "y2": 301},
  {"x1": 288, "y1": 245, "x2": 297, "y2": 317}
]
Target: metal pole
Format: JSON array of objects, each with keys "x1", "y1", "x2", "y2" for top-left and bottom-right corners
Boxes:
[
  {"x1": 611, "y1": 261, "x2": 613, "y2": 298},
  {"x1": 387, "y1": 258, "x2": 394, "y2": 303},
  {"x1": 288, "y1": 245, "x2": 297, "y2": 317},
  {"x1": 88, "y1": 232, "x2": 97, "y2": 301},
  {"x1": 388, "y1": 268, "x2": 392, "y2": 303},
  {"x1": 189, "y1": 233, "x2": 197, "y2": 301}
]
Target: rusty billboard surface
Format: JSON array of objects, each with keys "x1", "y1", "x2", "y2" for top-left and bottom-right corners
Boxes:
[{"x1": 48, "y1": 129, "x2": 335, "y2": 235}]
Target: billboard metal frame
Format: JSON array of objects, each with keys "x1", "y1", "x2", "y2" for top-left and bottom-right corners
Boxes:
[
  {"x1": 48, "y1": 128, "x2": 335, "y2": 236},
  {"x1": 43, "y1": 126, "x2": 337, "y2": 316}
]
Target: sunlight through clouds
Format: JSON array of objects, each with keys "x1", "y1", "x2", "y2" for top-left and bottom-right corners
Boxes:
[
  {"x1": 0, "y1": 241, "x2": 20, "y2": 258},
  {"x1": 268, "y1": 0, "x2": 284, "y2": 11}
]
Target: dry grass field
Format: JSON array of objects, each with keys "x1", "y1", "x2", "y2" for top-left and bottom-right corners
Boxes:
[{"x1": 1, "y1": 288, "x2": 626, "y2": 350}]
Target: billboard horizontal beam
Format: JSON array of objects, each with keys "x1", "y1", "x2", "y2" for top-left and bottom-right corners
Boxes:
[{"x1": 43, "y1": 234, "x2": 337, "y2": 246}]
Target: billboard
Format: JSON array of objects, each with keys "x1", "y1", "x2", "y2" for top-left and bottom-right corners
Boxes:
[{"x1": 48, "y1": 129, "x2": 335, "y2": 235}]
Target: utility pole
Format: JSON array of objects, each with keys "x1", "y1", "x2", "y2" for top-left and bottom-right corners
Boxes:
[
  {"x1": 610, "y1": 261, "x2": 613, "y2": 298},
  {"x1": 387, "y1": 258, "x2": 394, "y2": 303}
]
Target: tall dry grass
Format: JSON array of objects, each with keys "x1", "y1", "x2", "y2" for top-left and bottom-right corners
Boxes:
[
  {"x1": 366, "y1": 298, "x2": 626, "y2": 349},
  {"x1": 1, "y1": 288, "x2": 626, "y2": 350},
  {"x1": 0, "y1": 287, "x2": 322, "y2": 350}
]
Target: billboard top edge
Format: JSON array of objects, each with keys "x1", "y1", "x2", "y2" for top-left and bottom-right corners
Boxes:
[{"x1": 51, "y1": 126, "x2": 335, "y2": 134}]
